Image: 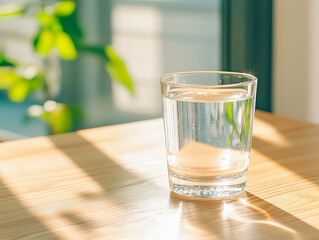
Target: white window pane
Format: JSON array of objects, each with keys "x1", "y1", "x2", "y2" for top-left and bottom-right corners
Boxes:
[{"x1": 111, "y1": 1, "x2": 221, "y2": 116}]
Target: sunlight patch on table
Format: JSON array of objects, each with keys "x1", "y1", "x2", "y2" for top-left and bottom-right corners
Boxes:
[
  {"x1": 253, "y1": 117, "x2": 289, "y2": 147},
  {"x1": 0, "y1": 151, "x2": 128, "y2": 240}
]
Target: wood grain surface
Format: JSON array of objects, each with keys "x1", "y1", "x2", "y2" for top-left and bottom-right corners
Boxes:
[{"x1": 0, "y1": 111, "x2": 319, "y2": 240}]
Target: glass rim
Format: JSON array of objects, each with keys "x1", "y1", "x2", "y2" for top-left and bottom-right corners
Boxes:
[{"x1": 160, "y1": 71, "x2": 258, "y2": 88}]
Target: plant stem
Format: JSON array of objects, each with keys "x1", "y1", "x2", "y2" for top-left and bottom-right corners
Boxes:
[{"x1": 42, "y1": 58, "x2": 52, "y2": 101}]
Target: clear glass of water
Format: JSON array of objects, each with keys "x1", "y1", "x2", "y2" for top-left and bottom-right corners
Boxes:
[{"x1": 161, "y1": 71, "x2": 258, "y2": 199}]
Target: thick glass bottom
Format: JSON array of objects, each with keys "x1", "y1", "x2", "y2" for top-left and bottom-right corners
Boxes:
[{"x1": 168, "y1": 169, "x2": 247, "y2": 199}]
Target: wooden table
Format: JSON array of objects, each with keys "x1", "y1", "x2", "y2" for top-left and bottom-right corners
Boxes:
[{"x1": 0, "y1": 111, "x2": 319, "y2": 240}]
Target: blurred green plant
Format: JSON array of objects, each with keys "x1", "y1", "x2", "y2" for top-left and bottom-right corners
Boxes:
[{"x1": 0, "y1": 0, "x2": 134, "y2": 134}]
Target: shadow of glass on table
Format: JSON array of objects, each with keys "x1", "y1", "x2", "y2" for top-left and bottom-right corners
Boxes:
[{"x1": 169, "y1": 191, "x2": 319, "y2": 240}]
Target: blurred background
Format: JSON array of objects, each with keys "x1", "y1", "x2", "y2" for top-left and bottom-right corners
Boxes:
[{"x1": 0, "y1": 0, "x2": 318, "y2": 141}]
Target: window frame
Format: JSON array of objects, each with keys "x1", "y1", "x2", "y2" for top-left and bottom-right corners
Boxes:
[{"x1": 222, "y1": 0, "x2": 273, "y2": 111}]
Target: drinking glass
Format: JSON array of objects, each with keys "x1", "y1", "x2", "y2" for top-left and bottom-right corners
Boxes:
[{"x1": 161, "y1": 71, "x2": 258, "y2": 198}]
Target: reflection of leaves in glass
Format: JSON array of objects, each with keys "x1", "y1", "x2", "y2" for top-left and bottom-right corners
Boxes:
[
  {"x1": 240, "y1": 98, "x2": 252, "y2": 142},
  {"x1": 225, "y1": 98, "x2": 252, "y2": 146},
  {"x1": 225, "y1": 102, "x2": 233, "y2": 123},
  {"x1": 225, "y1": 102, "x2": 233, "y2": 146}
]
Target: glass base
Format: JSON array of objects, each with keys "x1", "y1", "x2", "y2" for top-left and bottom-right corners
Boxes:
[{"x1": 168, "y1": 170, "x2": 247, "y2": 199}]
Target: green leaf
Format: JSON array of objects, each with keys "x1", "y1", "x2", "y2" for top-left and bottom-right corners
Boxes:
[
  {"x1": 55, "y1": 32, "x2": 77, "y2": 60},
  {"x1": 0, "y1": 54, "x2": 15, "y2": 67},
  {"x1": 49, "y1": 103, "x2": 72, "y2": 134},
  {"x1": 26, "y1": 102, "x2": 82, "y2": 134},
  {"x1": 55, "y1": 1, "x2": 76, "y2": 16},
  {"x1": 105, "y1": 46, "x2": 134, "y2": 94},
  {"x1": 58, "y1": 13, "x2": 83, "y2": 45},
  {"x1": 0, "y1": 65, "x2": 41, "y2": 98},
  {"x1": 0, "y1": 67, "x2": 18, "y2": 89},
  {"x1": 37, "y1": 12, "x2": 55, "y2": 27},
  {"x1": 34, "y1": 29, "x2": 55, "y2": 55},
  {"x1": 9, "y1": 78, "x2": 30, "y2": 102},
  {"x1": 29, "y1": 76, "x2": 41, "y2": 91},
  {"x1": 0, "y1": 60, "x2": 14, "y2": 67}
]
